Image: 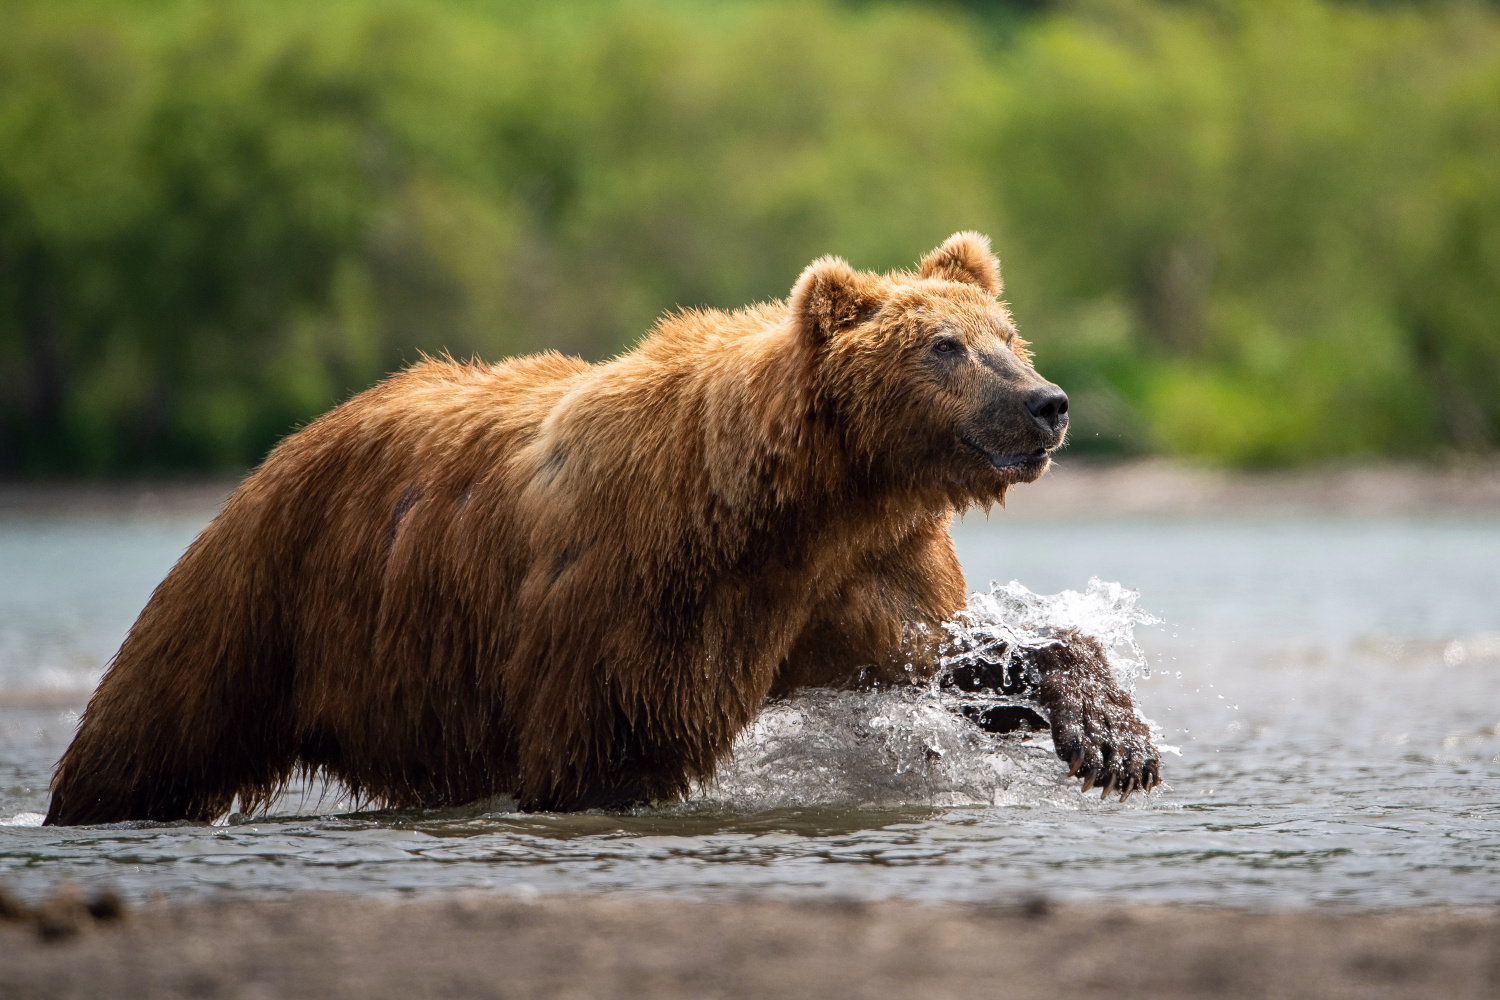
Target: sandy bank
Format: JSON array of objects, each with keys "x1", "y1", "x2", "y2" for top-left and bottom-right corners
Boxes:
[{"x1": 1, "y1": 893, "x2": 1497, "y2": 999}]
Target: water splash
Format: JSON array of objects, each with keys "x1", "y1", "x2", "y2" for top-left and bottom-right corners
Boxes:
[
  {"x1": 944, "y1": 577, "x2": 1163, "y2": 687},
  {"x1": 699, "y1": 578, "x2": 1161, "y2": 811}
]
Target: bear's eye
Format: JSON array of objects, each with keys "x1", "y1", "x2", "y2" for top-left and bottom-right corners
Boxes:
[{"x1": 932, "y1": 337, "x2": 963, "y2": 356}]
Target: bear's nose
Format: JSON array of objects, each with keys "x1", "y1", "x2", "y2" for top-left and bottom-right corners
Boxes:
[{"x1": 1025, "y1": 386, "x2": 1069, "y2": 434}]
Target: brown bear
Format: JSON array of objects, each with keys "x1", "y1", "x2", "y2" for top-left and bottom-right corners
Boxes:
[{"x1": 45, "y1": 233, "x2": 1160, "y2": 825}]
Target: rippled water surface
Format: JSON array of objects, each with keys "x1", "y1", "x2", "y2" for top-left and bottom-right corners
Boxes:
[{"x1": 2, "y1": 494, "x2": 1499, "y2": 908}]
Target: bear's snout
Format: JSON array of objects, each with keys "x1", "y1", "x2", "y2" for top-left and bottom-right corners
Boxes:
[{"x1": 1025, "y1": 386, "x2": 1069, "y2": 437}]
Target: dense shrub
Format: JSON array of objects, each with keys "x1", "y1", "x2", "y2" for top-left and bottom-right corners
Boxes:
[{"x1": 1, "y1": 0, "x2": 1497, "y2": 472}]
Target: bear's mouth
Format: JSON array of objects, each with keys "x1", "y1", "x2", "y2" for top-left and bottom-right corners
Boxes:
[
  {"x1": 960, "y1": 436, "x2": 1051, "y2": 472},
  {"x1": 989, "y1": 448, "x2": 1050, "y2": 469}
]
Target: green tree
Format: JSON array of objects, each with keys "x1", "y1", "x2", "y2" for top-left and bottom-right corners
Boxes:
[{"x1": 1, "y1": 0, "x2": 1497, "y2": 472}]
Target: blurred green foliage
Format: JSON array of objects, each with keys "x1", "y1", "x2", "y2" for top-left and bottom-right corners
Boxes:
[{"x1": 2, "y1": 0, "x2": 1498, "y2": 472}]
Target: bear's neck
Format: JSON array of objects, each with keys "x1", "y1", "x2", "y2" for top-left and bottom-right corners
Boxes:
[
  {"x1": 646, "y1": 310, "x2": 946, "y2": 528},
  {"x1": 565, "y1": 308, "x2": 952, "y2": 576}
]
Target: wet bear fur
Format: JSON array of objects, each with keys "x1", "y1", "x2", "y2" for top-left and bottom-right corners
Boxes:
[{"x1": 46, "y1": 233, "x2": 1156, "y2": 824}]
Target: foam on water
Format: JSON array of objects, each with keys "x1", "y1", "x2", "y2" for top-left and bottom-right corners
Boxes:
[{"x1": 700, "y1": 578, "x2": 1160, "y2": 811}]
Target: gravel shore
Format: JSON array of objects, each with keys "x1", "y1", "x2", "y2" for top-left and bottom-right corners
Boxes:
[{"x1": 3, "y1": 893, "x2": 1497, "y2": 999}]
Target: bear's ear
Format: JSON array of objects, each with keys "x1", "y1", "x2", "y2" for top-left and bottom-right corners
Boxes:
[
  {"x1": 918, "y1": 231, "x2": 1002, "y2": 296},
  {"x1": 789, "y1": 256, "x2": 885, "y2": 342}
]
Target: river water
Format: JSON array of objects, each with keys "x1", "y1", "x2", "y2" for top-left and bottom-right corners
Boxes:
[{"x1": 1, "y1": 492, "x2": 1498, "y2": 908}]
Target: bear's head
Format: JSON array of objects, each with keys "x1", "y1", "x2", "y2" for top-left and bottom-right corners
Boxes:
[{"x1": 790, "y1": 232, "x2": 1067, "y2": 504}]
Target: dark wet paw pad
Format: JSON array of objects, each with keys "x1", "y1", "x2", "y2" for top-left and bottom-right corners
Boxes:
[{"x1": 960, "y1": 704, "x2": 1050, "y2": 735}]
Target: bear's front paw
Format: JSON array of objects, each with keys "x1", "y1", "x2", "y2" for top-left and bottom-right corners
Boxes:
[
  {"x1": 1051, "y1": 697, "x2": 1161, "y2": 800},
  {"x1": 1027, "y1": 634, "x2": 1162, "y2": 801}
]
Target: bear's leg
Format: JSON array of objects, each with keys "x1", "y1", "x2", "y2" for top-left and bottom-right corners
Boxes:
[
  {"x1": 772, "y1": 519, "x2": 966, "y2": 695},
  {"x1": 772, "y1": 523, "x2": 1164, "y2": 798},
  {"x1": 941, "y1": 635, "x2": 1163, "y2": 796},
  {"x1": 45, "y1": 524, "x2": 298, "y2": 825},
  {"x1": 1023, "y1": 634, "x2": 1162, "y2": 799}
]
